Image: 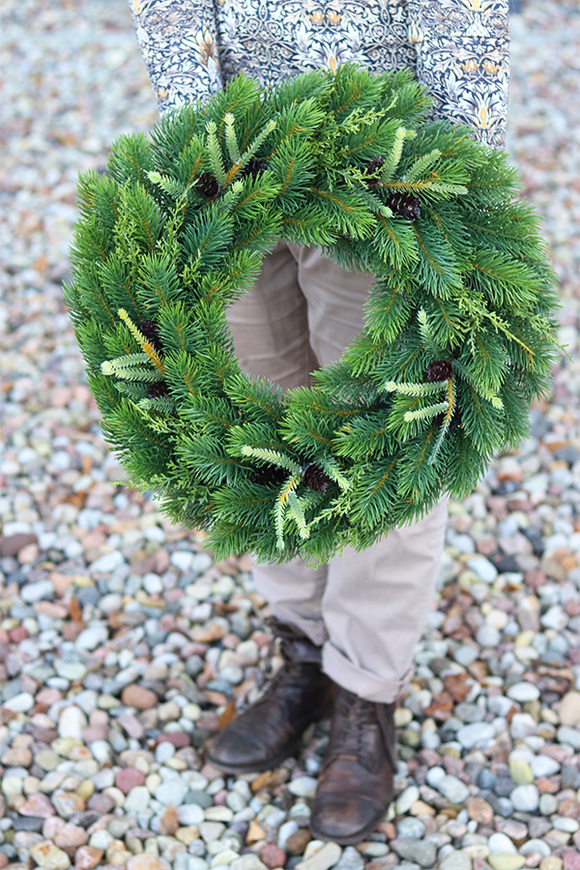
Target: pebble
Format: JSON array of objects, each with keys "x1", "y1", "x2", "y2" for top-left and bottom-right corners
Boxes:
[
  {"x1": 438, "y1": 776, "x2": 471, "y2": 804},
  {"x1": 510, "y1": 785, "x2": 540, "y2": 813},
  {"x1": 0, "y1": 2, "x2": 579, "y2": 868},
  {"x1": 439, "y1": 852, "x2": 473, "y2": 870},
  {"x1": 558, "y1": 692, "x2": 580, "y2": 726},
  {"x1": 295, "y1": 842, "x2": 342, "y2": 870},
  {"x1": 390, "y1": 839, "x2": 437, "y2": 867},
  {"x1": 488, "y1": 856, "x2": 525, "y2": 870},
  {"x1": 29, "y1": 842, "x2": 72, "y2": 870}
]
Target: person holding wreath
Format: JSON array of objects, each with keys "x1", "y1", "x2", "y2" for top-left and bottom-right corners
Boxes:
[{"x1": 128, "y1": 0, "x2": 510, "y2": 844}]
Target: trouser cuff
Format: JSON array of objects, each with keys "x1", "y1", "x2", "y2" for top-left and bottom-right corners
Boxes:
[{"x1": 322, "y1": 641, "x2": 406, "y2": 704}]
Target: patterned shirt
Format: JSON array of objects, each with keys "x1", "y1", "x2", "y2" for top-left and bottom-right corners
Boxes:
[{"x1": 129, "y1": 0, "x2": 510, "y2": 147}]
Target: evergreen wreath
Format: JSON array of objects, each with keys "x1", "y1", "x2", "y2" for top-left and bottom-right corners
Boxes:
[{"x1": 65, "y1": 66, "x2": 559, "y2": 564}]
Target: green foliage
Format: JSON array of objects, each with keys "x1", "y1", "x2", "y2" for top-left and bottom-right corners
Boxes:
[{"x1": 66, "y1": 66, "x2": 559, "y2": 565}]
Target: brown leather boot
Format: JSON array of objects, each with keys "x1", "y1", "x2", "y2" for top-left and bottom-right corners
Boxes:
[
  {"x1": 310, "y1": 686, "x2": 397, "y2": 845},
  {"x1": 205, "y1": 619, "x2": 334, "y2": 774}
]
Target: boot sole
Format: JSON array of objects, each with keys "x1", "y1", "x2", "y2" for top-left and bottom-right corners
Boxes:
[
  {"x1": 309, "y1": 801, "x2": 390, "y2": 846},
  {"x1": 205, "y1": 738, "x2": 299, "y2": 775},
  {"x1": 204, "y1": 701, "x2": 334, "y2": 775}
]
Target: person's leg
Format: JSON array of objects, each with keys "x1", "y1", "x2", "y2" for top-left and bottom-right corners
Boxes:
[
  {"x1": 294, "y1": 242, "x2": 448, "y2": 695},
  {"x1": 226, "y1": 241, "x2": 329, "y2": 645},
  {"x1": 207, "y1": 243, "x2": 333, "y2": 773},
  {"x1": 294, "y1": 243, "x2": 448, "y2": 843}
]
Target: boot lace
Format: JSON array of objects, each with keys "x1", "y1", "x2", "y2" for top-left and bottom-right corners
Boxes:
[{"x1": 322, "y1": 690, "x2": 397, "y2": 774}]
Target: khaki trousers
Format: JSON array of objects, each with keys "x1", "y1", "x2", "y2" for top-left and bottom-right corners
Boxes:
[{"x1": 227, "y1": 242, "x2": 448, "y2": 703}]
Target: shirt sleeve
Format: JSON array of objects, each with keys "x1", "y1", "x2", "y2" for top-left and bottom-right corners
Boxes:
[
  {"x1": 129, "y1": 0, "x2": 224, "y2": 116},
  {"x1": 408, "y1": 0, "x2": 511, "y2": 148}
]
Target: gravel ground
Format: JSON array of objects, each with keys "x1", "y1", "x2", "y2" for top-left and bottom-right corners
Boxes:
[{"x1": 1, "y1": 1, "x2": 580, "y2": 869}]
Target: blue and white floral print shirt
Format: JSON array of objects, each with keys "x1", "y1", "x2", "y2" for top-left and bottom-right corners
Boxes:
[{"x1": 129, "y1": 0, "x2": 510, "y2": 147}]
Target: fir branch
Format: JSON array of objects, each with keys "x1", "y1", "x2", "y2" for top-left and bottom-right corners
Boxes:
[
  {"x1": 205, "y1": 121, "x2": 227, "y2": 185},
  {"x1": 117, "y1": 308, "x2": 166, "y2": 373},
  {"x1": 318, "y1": 456, "x2": 351, "y2": 491},
  {"x1": 404, "y1": 149, "x2": 441, "y2": 183},
  {"x1": 380, "y1": 127, "x2": 415, "y2": 182},
  {"x1": 240, "y1": 445, "x2": 301, "y2": 474},
  {"x1": 384, "y1": 380, "x2": 448, "y2": 396},
  {"x1": 237, "y1": 120, "x2": 277, "y2": 173},
  {"x1": 224, "y1": 113, "x2": 241, "y2": 164},
  {"x1": 287, "y1": 490, "x2": 310, "y2": 539},
  {"x1": 403, "y1": 402, "x2": 449, "y2": 422}
]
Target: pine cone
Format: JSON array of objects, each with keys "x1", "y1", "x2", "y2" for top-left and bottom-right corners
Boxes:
[
  {"x1": 147, "y1": 380, "x2": 169, "y2": 398},
  {"x1": 303, "y1": 462, "x2": 332, "y2": 493},
  {"x1": 450, "y1": 404, "x2": 463, "y2": 431},
  {"x1": 196, "y1": 172, "x2": 221, "y2": 198},
  {"x1": 250, "y1": 466, "x2": 287, "y2": 486},
  {"x1": 242, "y1": 158, "x2": 268, "y2": 180},
  {"x1": 140, "y1": 320, "x2": 163, "y2": 353},
  {"x1": 364, "y1": 155, "x2": 385, "y2": 186},
  {"x1": 386, "y1": 192, "x2": 421, "y2": 221},
  {"x1": 426, "y1": 360, "x2": 453, "y2": 382}
]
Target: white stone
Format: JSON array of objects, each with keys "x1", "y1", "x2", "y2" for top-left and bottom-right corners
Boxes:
[
  {"x1": 507, "y1": 682, "x2": 541, "y2": 703},
  {"x1": 489, "y1": 833, "x2": 517, "y2": 854},
  {"x1": 438, "y1": 775, "x2": 470, "y2": 804},
  {"x1": 123, "y1": 785, "x2": 152, "y2": 812},
  {"x1": 438, "y1": 850, "x2": 473, "y2": 870},
  {"x1": 177, "y1": 803, "x2": 205, "y2": 826},
  {"x1": 510, "y1": 784, "x2": 539, "y2": 813},
  {"x1": 155, "y1": 778, "x2": 189, "y2": 806},
  {"x1": 295, "y1": 842, "x2": 342, "y2": 870},
  {"x1": 21, "y1": 580, "x2": 54, "y2": 603},
  {"x1": 530, "y1": 755, "x2": 560, "y2": 777},
  {"x1": 396, "y1": 785, "x2": 420, "y2": 815},
  {"x1": 557, "y1": 725, "x2": 580, "y2": 749},
  {"x1": 75, "y1": 624, "x2": 109, "y2": 651},
  {"x1": 3, "y1": 692, "x2": 35, "y2": 713},
  {"x1": 426, "y1": 766, "x2": 446, "y2": 788},
  {"x1": 540, "y1": 606, "x2": 568, "y2": 631},
  {"x1": 519, "y1": 840, "x2": 551, "y2": 858},
  {"x1": 55, "y1": 661, "x2": 87, "y2": 681},
  {"x1": 457, "y1": 722, "x2": 496, "y2": 749},
  {"x1": 58, "y1": 706, "x2": 87, "y2": 740},
  {"x1": 467, "y1": 556, "x2": 498, "y2": 584},
  {"x1": 171, "y1": 551, "x2": 195, "y2": 571},
  {"x1": 90, "y1": 550, "x2": 125, "y2": 573},
  {"x1": 476, "y1": 625, "x2": 501, "y2": 647},
  {"x1": 287, "y1": 776, "x2": 318, "y2": 798},
  {"x1": 509, "y1": 713, "x2": 537, "y2": 740}
]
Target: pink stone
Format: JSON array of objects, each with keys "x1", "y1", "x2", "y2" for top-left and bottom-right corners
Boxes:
[
  {"x1": 121, "y1": 685, "x2": 158, "y2": 709},
  {"x1": 75, "y1": 846, "x2": 105, "y2": 870},
  {"x1": 118, "y1": 716, "x2": 144, "y2": 739},
  {"x1": 36, "y1": 687, "x2": 63, "y2": 706},
  {"x1": 157, "y1": 732, "x2": 190, "y2": 748},
  {"x1": 82, "y1": 725, "x2": 108, "y2": 743},
  {"x1": 54, "y1": 822, "x2": 89, "y2": 851},
  {"x1": 9, "y1": 626, "x2": 29, "y2": 643},
  {"x1": 115, "y1": 768, "x2": 146, "y2": 795},
  {"x1": 43, "y1": 817, "x2": 66, "y2": 839},
  {"x1": 563, "y1": 852, "x2": 580, "y2": 870},
  {"x1": 19, "y1": 793, "x2": 55, "y2": 818},
  {"x1": 260, "y1": 844, "x2": 287, "y2": 869},
  {"x1": 126, "y1": 856, "x2": 171, "y2": 870},
  {"x1": 0, "y1": 533, "x2": 38, "y2": 557},
  {"x1": 87, "y1": 793, "x2": 116, "y2": 813}
]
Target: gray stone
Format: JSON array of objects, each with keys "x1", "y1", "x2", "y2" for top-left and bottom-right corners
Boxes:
[
  {"x1": 510, "y1": 785, "x2": 539, "y2": 813},
  {"x1": 332, "y1": 847, "x2": 364, "y2": 870},
  {"x1": 390, "y1": 839, "x2": 437, "y2": 868},
  {"x1": 457, "y1": 722, "x2": 496, "y2": 749},
  {"x1": 438, "y1": 775, "x2": 470, "y2": 804}
]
